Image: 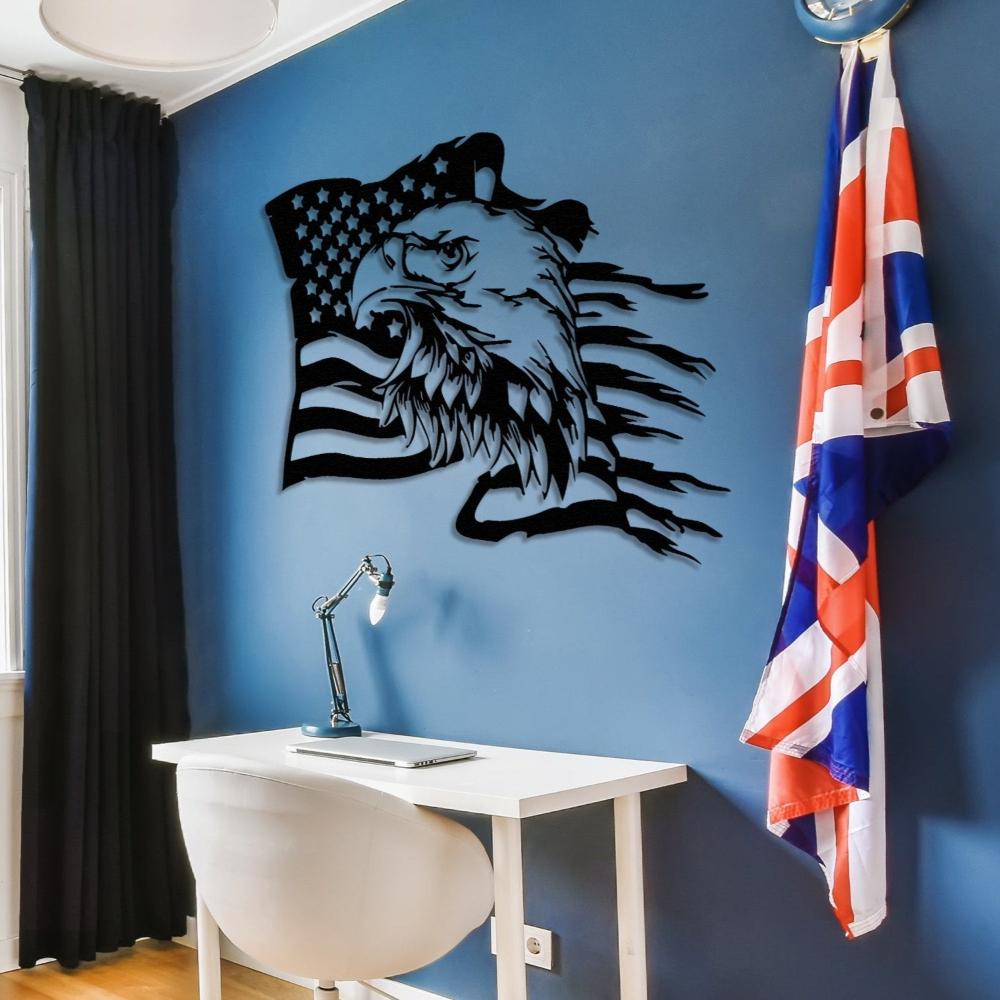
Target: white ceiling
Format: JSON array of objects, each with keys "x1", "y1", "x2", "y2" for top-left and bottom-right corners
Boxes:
[{"x1": 0, "y1": 0, "x2": 406, "y2": 115}]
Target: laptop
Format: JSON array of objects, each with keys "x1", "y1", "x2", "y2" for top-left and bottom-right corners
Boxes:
[{"x1": 287, "y1": 736, "x2": 477, "y2": 768}]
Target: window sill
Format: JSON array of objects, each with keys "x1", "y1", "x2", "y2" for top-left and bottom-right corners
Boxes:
[{"x1": 0, "y1": 671, "x2": 24, "y2": 719}]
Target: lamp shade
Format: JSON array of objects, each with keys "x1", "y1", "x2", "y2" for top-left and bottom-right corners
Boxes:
[{"x1": 39, "y1": 0, "x2": 279, "y2": 72}]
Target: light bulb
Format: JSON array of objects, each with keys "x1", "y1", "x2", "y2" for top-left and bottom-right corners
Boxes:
[{"x1": 369, "y1": 593, "x2": 389, "y2": 625}]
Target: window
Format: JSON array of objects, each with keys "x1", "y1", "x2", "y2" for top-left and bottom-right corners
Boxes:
[{"x1": 0, "y1": 77, "x2": 27, "y2": 675}]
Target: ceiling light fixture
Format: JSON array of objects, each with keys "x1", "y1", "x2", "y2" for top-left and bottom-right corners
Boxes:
[{"x1": 39, "y1": 0, "x2": 279, "y2": 72}]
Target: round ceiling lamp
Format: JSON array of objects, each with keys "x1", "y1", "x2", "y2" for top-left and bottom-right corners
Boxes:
[
  {"x1": 39, "y1": 0, "x2": 279, "y2": 72},
  {"x1": 795, "y1": 0, "x2": 913, "y2": 43}
]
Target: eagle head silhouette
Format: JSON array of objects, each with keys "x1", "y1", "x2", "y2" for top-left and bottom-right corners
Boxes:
[{"x1": 348, "y1": 173, "x2": 593, "y2": 494}]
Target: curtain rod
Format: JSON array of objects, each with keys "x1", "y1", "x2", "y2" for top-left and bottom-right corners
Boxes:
[{"x1": 0, "y1": 66, "x2": 168, "y2": 119}]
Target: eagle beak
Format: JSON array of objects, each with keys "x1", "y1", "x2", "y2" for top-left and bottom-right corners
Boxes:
[{"x1": 349, "y1": 236, "x2": 425, "y2": 329}]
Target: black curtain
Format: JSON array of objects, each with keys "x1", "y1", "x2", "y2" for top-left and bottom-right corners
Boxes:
[{"x1": 18, "y1": 76, "x2": 191, "y2": 969}]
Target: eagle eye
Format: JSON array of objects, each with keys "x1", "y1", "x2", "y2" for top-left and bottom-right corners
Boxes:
[
  {"x1": 438, "y1": 239, "x2": 466, "y2": 269},
  {"x1": 401, "y1": 235, "x2": 474, "y2": 282}
]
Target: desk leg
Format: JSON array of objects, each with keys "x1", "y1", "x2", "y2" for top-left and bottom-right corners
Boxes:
[
  {"x1": 196, "y1": 889, "x2": 223, "y2": 1000},
  {"x1": 614, "y1": 794, "x2": 647, "y2": 1000},
  {"x1": 492, "y1": 816, "x2": 528, "y2": 1000}
]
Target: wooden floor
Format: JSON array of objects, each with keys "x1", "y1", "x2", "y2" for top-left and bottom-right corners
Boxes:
[{"x1": 0, "y1": 941, "x2": 308, "y2": 999}]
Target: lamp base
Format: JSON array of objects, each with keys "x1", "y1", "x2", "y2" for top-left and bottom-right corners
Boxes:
[{"x1": 300, "y1": 720, "x2": 363, "y2": 739}]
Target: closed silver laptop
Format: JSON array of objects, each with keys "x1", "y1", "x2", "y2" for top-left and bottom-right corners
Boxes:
[{"x1": 287, "y1": 736, "x2": 477, "y2": 768}]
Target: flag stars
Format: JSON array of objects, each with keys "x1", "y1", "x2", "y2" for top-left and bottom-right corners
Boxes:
[
  {"x1": 374, "y1": 188, "x2": 388, "y2": 204},
  {"x1": 307, "y1": 207, "x2": 319, "y2": 221},
  {"x1": 325, "y1": 246, "x2": 337, "y2": 261},
  {"x1": 310, "y1": 236, "x2": 322, "y2": 250},
  {"x1": 320, "y1": 222, "x2": 332, "y2": 236},
  {"x1": 330, "y1": 208, "x2": 342, "y2": 223},
  {"x1": 377, "y1": 218, "x2": 391, "y2": 233},
  {"x1": 299, "y1": 250, "x2": 312, "y2": 266},
  {"x1": 357, "y1": 199, "x2": 370, "y2": 215},
  {"x1": 339, "y1": 259, "x2": 353, "y2": 274},
  {"x1": 400, "y1": 176, "x2": 414, "y2": 192},
  {"x1": 316, "y1": 263, "x2": 328, "y2": 277},
  {"x1": 337, "y1": 232, "x2": 350, "y2": 246},
  {"x1": 309, "y1": 308, "x2": 321, "y2": 323},
  {"x1": 389, "y1": 199, "x2": 403, "y2": 215},
  {"x1": 291, "y1": 195, "x2": 303, "y2": 209},
  {"x1": 319, "y1": 291, "x2": 332, "y2": 305},
  {"x1": 433, "y1": 157, "x2": 447, "y2": 174},
  {"x1": 317, "y1": 187, "x2": 329, "y2": 203},
  {"x1": 329, "y1": 275, "x2": 342, "y2": 289},
  {"x1": 346, "y1": 215, "x2": 359, "y2": 231},
  {"x1": 295, "y1": 224, "x2": 308, "y2": 239},
  {"x1": 387, "y1": 318, "x2": 404, "y2": 339},
  {"x1": 421, "y1": 182, "x2": 435, "y2": 199},
  {"x1": 348, "y1": 244, "x2": 361, "y2": 260},
  {"x1": 305, "y1": 280, "x2": 317, "y2": 295},
  {"x1": 339, "y1": 192, "x2": 352, "y2": 207},
  {"x1": 334, "y1": 302, "x2": 347, "y2": 316}
]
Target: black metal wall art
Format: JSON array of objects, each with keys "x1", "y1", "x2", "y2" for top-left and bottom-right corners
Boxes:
[{"x1": 266, "y1": 133, "x2": 725, "y2": 558}]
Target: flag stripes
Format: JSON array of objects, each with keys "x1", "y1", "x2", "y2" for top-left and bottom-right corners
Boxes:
[{"x1": 741, "y1": 32, "x2": 950, "y2": 938}]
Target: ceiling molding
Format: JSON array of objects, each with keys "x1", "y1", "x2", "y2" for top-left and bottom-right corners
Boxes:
[
  {"x1": 1, "y1": 1, "x2": 409, "y2": 116},
  {"x1": 161, "y1": 0, "x2": 406, "y2": 115}
]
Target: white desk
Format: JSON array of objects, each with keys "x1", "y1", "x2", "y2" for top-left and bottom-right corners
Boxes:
[{"x1": 152, "y1": 728, "x2": 687, "y2": 1000}]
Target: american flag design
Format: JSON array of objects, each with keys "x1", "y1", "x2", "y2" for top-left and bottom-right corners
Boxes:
[
  {"x1": 741, "y1": 33, "x2": 950, "y2": 937},
  {"x1": 266, "y1": 133, "x2": 727, "y2": 558}
]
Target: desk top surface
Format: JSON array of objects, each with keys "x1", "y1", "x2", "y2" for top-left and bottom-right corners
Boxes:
[{"x1": 152, "y1": 728, "x2": 687, "y2": 819}]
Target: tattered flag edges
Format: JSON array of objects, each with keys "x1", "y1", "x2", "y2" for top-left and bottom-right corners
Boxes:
[{"x1": 266, "y1": 132, "x2": 726, "y2": 558}]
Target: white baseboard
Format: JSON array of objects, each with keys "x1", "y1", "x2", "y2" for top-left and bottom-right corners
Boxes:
[
  {"x1": 339, "y1": 981, "x2": 451, "y2": 1000},
  {"x1": 176, "y1": 917, "x2": 452, "y2": 1000},
  {"x1": 1, "y1": 937, "x2": 56, "y2": 976},
  {"x1": 1, "y1": 935, "x2": 17, "y2": 974}
]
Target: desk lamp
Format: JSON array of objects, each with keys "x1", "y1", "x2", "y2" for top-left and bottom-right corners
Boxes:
[{"x1": 302, "y1": 553, "x2": 395, "y2": 738}]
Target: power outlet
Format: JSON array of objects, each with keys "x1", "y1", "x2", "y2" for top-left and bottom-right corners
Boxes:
[{"x1": 489, "y1": 918, "x2": 554, "y2": 971}]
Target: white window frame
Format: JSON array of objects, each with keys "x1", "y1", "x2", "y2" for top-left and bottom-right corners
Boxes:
[{"x1": 0, "y1": 76, "x2": 27, "y2": 676}]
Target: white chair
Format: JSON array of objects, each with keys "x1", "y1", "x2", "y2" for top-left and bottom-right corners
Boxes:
[{"x1": 176, "y1": 753, "x2": 494, "y2": 998}]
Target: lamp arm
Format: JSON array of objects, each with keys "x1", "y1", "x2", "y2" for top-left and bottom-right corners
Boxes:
[
  {"x1": 320, "y1": 614, "x2": 352, "y2": 724},
  {"x1": 311, "y1": 554, "x2": 394, "y2": 729},
  {"x1": 314, "y1": 554, "x2": 393, "y2": 615}
]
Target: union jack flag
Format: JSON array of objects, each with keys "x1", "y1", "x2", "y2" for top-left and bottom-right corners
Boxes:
[{"x1": 741, "y1": 33, "x2": 950, "y2": 938}]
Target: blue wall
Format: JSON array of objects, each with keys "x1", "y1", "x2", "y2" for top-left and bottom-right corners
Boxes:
[{"x1": 171, "y1": 1, "x2": 1000, "y2": 997}]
